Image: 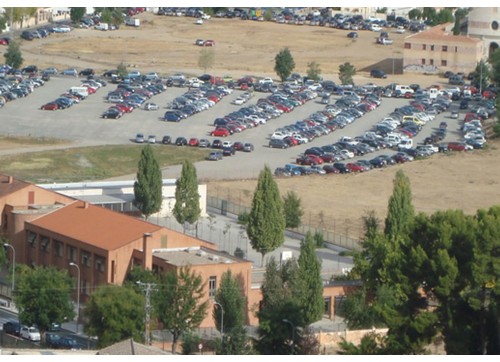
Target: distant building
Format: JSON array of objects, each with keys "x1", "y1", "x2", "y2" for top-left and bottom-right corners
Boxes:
[
  {"x1": 403, "y1": 23, "x2": 483, "y2": 74},
  {"x1": 467, "y1": 7, "x2": 500, "y2": 57}
]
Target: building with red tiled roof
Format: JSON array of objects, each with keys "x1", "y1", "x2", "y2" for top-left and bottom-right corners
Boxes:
[{"x1": 403, "y1": 23, "x2": 483, "y2": 74}]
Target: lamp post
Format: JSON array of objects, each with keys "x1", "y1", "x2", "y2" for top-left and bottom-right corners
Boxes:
[
  {"x1": 69, "y1": 262, "x2": 80, "y2": 334},
  {"x1": 282, "y1": 319, "x2": 295, "y2": 354},
  {"x1": 213, "y1": 301, "x2": 224, "y2": 338},
  {"x1": 3, "y1": 243, "x2": 15, "y2": 306}
]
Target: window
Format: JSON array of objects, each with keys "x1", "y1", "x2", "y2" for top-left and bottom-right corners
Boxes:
[
  {"x1": 208, "y1": 276, "x2": 217, "y2": 297},
  {"x1": 441, "y1": 60, "x2": 447, "y2": 66},
  {"x1": 492, "y1": 21, "x2": 499, "y2": 30},
  {"x1": 27, "y1": 231, "x2": 37, "y2": 248},
  {"x1": 404, "y1": 42, "x2": 411, "y2": 49},
  {"x1": 430, "y1": 59, "x2": 434, "y2": 66},
  {"x1": 430, "y1": 45, "x2": 435, "y2": 51},
  {"x1": 95, "y1": 256, "x2": 105, "y2": 272},
  {"x1": 422, "y1": 58, "x2": 426, "y2": 65},
  {"x1": 67, "y1": 246, "x2": 76, "y2": 262},
  {"x1": 81, "y1": 251, "x2": 91, "y2": 267},
  {"x1": 422, "y1": 44, "x2": 426, "y2": 50},
  {"x1": 455, "y1": 46, "x2": 458, "y2": 53},
  {"x1": 442, "y1": 45, "x2": 448, "y2": 52},
  {"x1": 53, "y1": 240, "x2": 63, "y2": 257},
  {"x1": 40, "y1": 235, "x2": 50, "y2": 253}
]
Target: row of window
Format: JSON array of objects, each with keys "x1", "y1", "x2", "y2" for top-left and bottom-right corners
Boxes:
[
  {"x1": 27, "y1": 231, "x2": 105, "y2": 272},
  {"x1": 404, "y1": 43, "x2": 458, "y2": 53},
  {"x1": 421, "y1": 59, "x2": 448, "y2": 66}
]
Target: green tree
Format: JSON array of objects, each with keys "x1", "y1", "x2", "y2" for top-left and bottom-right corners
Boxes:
[
  {"x1": 70, "y1": 7, "x2": 86, "y2": 23},
  {"x1": 298, "y1": 232, "x2": 324, "y2": 324},
  {"x1": 489, "y1": 48, "x2": 500, "y2": 86},
  {"x1": 247, "y1": 165, "x2": 285, "y2": 266},
  {"x1": 3, "y1": 41, "x2": 23, "y2": 69},
  {"x1": 384, "y1": 170, "x2": 415, "y2": 240},
  {"x1": 213, "y1": 270, "x2": 251, "y2": 355},
  {"x1": 85, "y1": 285, "x2": 145, "y2": 348},
  {"x1": 117, "y1": 61, "x2": 128, "y2": 78},
  {"x1": 256, "y1": 257, "x2": 304, "y2": 354},
  {"x1": 422, "y1": 7, "x2": 437, "y2": 25},
  {"x1": 282, "y1": 190, "x2": 303, "y2": 228},
  {"x1": 15, "y1": 265, "x2": 74, "y2": 334},
  {"x1": 453, "y1": 8, "x2": 469, "y2": 35},
  {"x1": 4, "y1": 7, "x2": 37, "y2": 29},
  {"x1": 99, "y1": 8, "x2": 113, "y2": 24},
  {"x1": 306, "y1": 61, "x2": 322, "y2": 81},
  {"x1": 124, "y1": 265, "x2": 158, "y2": 286},
  {"x1": 198, "y1": 48, "x2": 215, "y2": 73},
  {"x1": 173, "y1": 160, "x2": 201, "y2": 231},
  {"x1": 473, "y1": 60, "x2": 491, "y2": 92},
  {"x1": 155, "y1": 266, "x2": 209, "y2": 354},
  {"x1": 338, "y1": 62, "x2": 356, "y2": 85},
  {"x1": 408, "y1": 8, "x2": 422, "y2": 20},
  {"x1": 0, "y1": 238, "x2": 8, "y2": 266},
  {"x1": 436, "y1": 9, "x2": 454, "y2": 25},
  {"x1": 0, "y1": 15, "x2": 7, "y2": 33},
  {"x1": 274, "y1": 47, "x2": 295, "y2": 82},
  {"x1": 133, "y1": 144, "x2": 163, "y2": 220}
]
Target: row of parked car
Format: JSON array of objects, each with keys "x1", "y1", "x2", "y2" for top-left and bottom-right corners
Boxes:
[
  {"x1": 20, "y1": 23, "x2": 71, "y2": 41},
  {"x1": 41, "y1": 79, "x2": 105, "y2": 111},
  {"x1": 165, "y1": 85, "x2": 232, "y2": 122},
  {"x1": 0, "y1": 65, "x2": 48, "y2": 109},
  {"x1": 103, "y1": 78, "x2": 167, "y2": 119}
]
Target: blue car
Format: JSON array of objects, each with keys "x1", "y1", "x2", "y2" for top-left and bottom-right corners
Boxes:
[{"x1": 164, "y1": 111, "x2": 182, "y2": 122}]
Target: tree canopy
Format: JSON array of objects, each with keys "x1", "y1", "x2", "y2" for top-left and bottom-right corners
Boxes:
[
  {"x1": 15, "y1": 265, "x2": 74, "y2": 333},
  {"x1": 84, "y1": 285, "x2": 145, "y2": 348},
  {"x1": 247, "y1": 165, "x2": 285, "y2": 266},
  {"x1": 338, "y1": 62, "x2": 356, "y2": 85},
  {"x1": 70, "y1": 7, "x2": 86, "y2": 23},
  {"x1": 274, "y1": 48, "x2": 295, "y2": 82},
  {"x1": 198, "y1": 48, "x2": 215, "y2": 73},
  {"x1": 283, "y1": 190, "x2": 303, "y2": 228},
  {"x1": 155, "y1": 266, "x2": 208, "y2": 354},
  {"x1": 3, "y1": 41, "x2": 23, "y2": 69},
  {"x1": 133, "y1": 144, "x2": 163, "y2": 220}
]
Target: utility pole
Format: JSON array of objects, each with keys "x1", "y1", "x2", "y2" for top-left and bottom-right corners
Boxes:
[{"x1": 136, "y1": 281, "x2": 158, "y2": 345}]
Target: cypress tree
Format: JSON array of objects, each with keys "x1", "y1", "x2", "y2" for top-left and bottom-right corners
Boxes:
[
  {"x1": 384, "y1": 169, "x2": 415, "y2": 240},
  {"x1": 133, "y1": 144, "x2": 163, "y2": 220},
  {"x1": 298, "y1": 232, "x2": 324, "y2": 324},
  {"x1": 173, "y1": 160, "x2": 201, "y2": 230},
  {"x1": 283, "y1": 191, "x2": 303, "y2": 228},
  {"x1": 247, "y1": 165, "x2": 285, "y2": 266}
]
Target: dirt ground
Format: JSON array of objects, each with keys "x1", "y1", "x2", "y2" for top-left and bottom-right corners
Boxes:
[{"x1": 4, "y1": 12, "x2": 500, "y2": 233}]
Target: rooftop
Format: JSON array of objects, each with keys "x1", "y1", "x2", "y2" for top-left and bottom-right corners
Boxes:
[
  {"x1": 28, "y1": 200, "x2": 161, "y2": 251},
  {"x1": 153, "y1": 246, "x2": 243, "y2": 267},
  {"x1": 405, "y1": 22, "x2": 482, "y2": 44}
]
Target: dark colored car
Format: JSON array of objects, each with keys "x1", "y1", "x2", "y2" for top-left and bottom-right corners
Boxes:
[
  {"x1": 243, "y1": 143, "x2": 254, "y2": 152},
  {"x1": 3, "y1": 321, "x2": 21, "y2": 336},
  {"x1": 370, "y1": 69, "x2": 387, "y2": 79},
  {"x1": 161, "y1": 135, "x2": 171, "y2": 144},
  {"x1": 333, "y1": 162, "x2": 351, "y2": 174},
  {"x1": 175, "y1": 137, "x2": 187, "y2": 146},
  {"x1": 46, "y1": 333, "x2": 80, "y2": 349},
  {"x1": 211, "y1": 139, "x2": 223, "y2": 149},
  {"x1": 269, "y1": 138, "x2": 289, "y2": 149},
  {"x1": 222, "y1": 146, "x2": 236, "y2": 156},
  {"x1": 347, "y1": 31, "x2": 358, "y2": 39},
  {"x1": 164, "y1": 111, "x2": 183, "y2": 122},
  {"x1": 101, "y1": 108, "x2": 122, "y2": 119},
  {"x1": 207, "y1": 151, "x2": 223, "y2": 161},
  {"x1": 79, "y1": 68, "x2": 95, "y2": 76},
  {"x1": 21, "y1": 30, "x2": 34, "y2": 40}
]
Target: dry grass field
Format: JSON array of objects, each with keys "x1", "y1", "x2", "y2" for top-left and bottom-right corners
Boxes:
[{"x1": 4, "y1": 12, "x2": 500, "y2": 233}]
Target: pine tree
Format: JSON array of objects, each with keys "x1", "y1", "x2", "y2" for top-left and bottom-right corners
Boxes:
[
  {"x1": 133, "y1": 144, "x2": 163, "y2": 220},
  {"x1": 173, "y1": 160, "x2": 201, "y2": 231},
  {"x1": 247, "y1": 165, "x2": 285, "y2": 266},
  {"x1": 298, "y1": 232, "x2": 324, "y2": 324}
]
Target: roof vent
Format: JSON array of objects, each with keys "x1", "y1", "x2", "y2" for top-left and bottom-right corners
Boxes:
[
  {"x1": 209, "y1": 255, "x2": 219, "y2": 261},
  {"x1": 196, "y1": 250, "x2": 207, "y2": 257}
]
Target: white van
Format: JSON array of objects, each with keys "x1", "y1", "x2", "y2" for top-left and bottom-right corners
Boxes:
[
  {"x1": 384, "y1": 134, "x2": 402, "y2": 148},
  {"x1": 70, "y1": 87, "x2": 89, "y2": 98},
  {"x1": 395, "y1": 85, "x2": 414, "y2": 94},
  {"x1": 398, "y1": 138, "x2": 413, "y2": 150}
]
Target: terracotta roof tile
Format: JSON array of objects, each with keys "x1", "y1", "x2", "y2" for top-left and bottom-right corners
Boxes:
[
  {"x1": 405, "y1": 23, "x2": 481, "y2": 43},
  {"x1": 97, "y1": 338, "x2": 171, "y2": 355},
  {"x1": 29, "y1": 200, "x2": 161, "y2": 251},
  {"x1": 0, "y1": 174, "x2": 31, "y2": 197}
]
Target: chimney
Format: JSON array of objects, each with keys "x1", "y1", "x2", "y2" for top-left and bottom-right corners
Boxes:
[
  {"x1": 142, "y1": 233, "x2": 153, "y2": 270},
  {"x1": 8, "y1": 176, "x2": 13, "y2": 184}
]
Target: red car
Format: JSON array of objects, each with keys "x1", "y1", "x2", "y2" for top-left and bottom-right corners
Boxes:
[
  {"x1": 447, "y1": 142, "x2": 467, "y2": 151},
  {"x1": 188, "y1": 138, "x2": 200, "y2": 146},
  {"x1": 83, "y1": 86, "x2": 97, "y2": 94},
  {"x1": 346, "y1": 163, "x2": 364, "y2": 172},
  {"x1": 0, "y1": 38, "x2": 9, "y2": 46},
  {"x1": 204, "y1": 40, "x2": 215, "y2": 46},
  {"x1": 211, "y1": 128, "x2": 230, "y2": 137},
  {"x1": 113, "y1": 103, "x2": 134, "y2": 113},
  {"x1": 296, "y1": 154, "x2": 324, "y2": 166},
  {"x1": 41, "y1": 102, "x2": 59, "y2": 111}
]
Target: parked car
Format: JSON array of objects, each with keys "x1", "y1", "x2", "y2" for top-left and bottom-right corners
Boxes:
[
  {"x1": 274, "y1": 167, "x2": 292, "y2": 177},
  {"x1": 347, "y1": 32, "x2": 358, "y2": 39},
  {"x1": 243, "y1": 142, "x2": 254, "y2": 152},
  {"x1": 147, "y1": 135, "x2": 156, "y2": 144},
  {"x1": 207, "y1": 151, "x2": 223, "y2": 161},
  {"x1": 269, "y1": 138, "x2": 289, "y2": 149},
  {"x1": 101, "y1": 108, "x2": 122, "y2": 119},
  {"x1": 78, "y1": 68, "x2": 95, "y2": 76},
  {"x1": 161, "y1": 135, "x2": 171, "y2": 144},
  {"x1": 198, "y1": 139, "x2": 211, "y2": 148},
  {"x1": 188, "y1": 138, "x2": 200, "y2": 146},
  {"x1": 175, "y1": 137, "x2": 187, "y2": 146},
  {"x1": 211, "y1": 128, "x2": 230, "y2": 137},
  {"x1": 20, "y1": 325, "x2": 41, "y2": 341},
  {"x1": 46, "y1": 333, "x2": 80, "y2": 350},
  {"x1": 3, "y1": 321, "x2": 21, "y2": 336},
  {"x1": 144, "y1": 102, "x2": 159, "y2": 111},
  {"x1": 62, "y1": 68, "x2": 78, "y2": 77},
  {"x1": 135, "y1": 133, "x2": 145, "y2": 143},
  {"x1": 370, "y1": 69, "x2": 387, "y2": 79},
  {"x1": 41, "y1": 102, "x2": 59, "y2": 111}
]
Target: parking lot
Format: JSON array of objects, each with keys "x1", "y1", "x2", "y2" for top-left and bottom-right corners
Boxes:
[{"x1": 0, "y1": 74, "x2": 467, "y2": 181}]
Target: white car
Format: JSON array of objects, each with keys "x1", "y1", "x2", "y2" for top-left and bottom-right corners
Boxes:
[
  {"x1": 195, "y1": 18, "x2": 203, "y2": 25},
  {"x1": 259, "y1": 77, "x2": 274, "y2": 85},
  {"x1": 232, "y1": 97, "x2": 245, "y2": 105},
  {"x1": 21, "y1": 326, "x2": 40, "y2": 342},
  {"x1": 144, "y1": 102, "x2": 159, "y2": 111},
  {"x1": 396, "y1": 26, "x2": 405, "y2": 34}
]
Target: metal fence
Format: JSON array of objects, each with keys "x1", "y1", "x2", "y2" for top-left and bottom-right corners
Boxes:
[{"x1": 207, "y1": 196, "x2": 363, "y2": 251}]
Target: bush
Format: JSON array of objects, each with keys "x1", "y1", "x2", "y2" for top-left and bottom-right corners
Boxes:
[
  {"x1": 238, "y1": 211, "x2": 250, "y2": 225},
  {"x1": 313, "y1": 231, "x2": 324, "y2": 248},
  {"x1": 181, "y1": 331, "x2": 202, "y2": 355}
]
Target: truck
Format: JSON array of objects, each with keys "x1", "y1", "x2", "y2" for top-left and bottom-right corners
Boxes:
[
  {"x1": 377, "y1": 37, "x2": 393, "y2": 45},
  {"x1": 125, "y1": 17, "x2": 140, "y2": 27},
  {"x1": 94, "y1": 23, "x2": 108, "y2": 31},
  {"x1": 69, "y1": 86, "x2": 89, "y2": 98}
]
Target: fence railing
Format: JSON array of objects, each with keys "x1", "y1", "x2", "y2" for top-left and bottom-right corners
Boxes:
[{"x1": 207, "y1": 196, "x2": 363, "y2": 251}]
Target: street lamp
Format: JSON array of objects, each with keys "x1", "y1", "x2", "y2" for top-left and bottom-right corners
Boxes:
[
  {"x1": 213, "y1": 301, "x2": 224, "y2": 338},
  {"x1": 3, "y1": 243, "x2": 15, "y2": 306},
  {"x1": 69, "y1": 262, "x2": 80, "y2": 334},
  {"x1": 282, "y1": 319, "x2": 295, "y2": 354}
]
